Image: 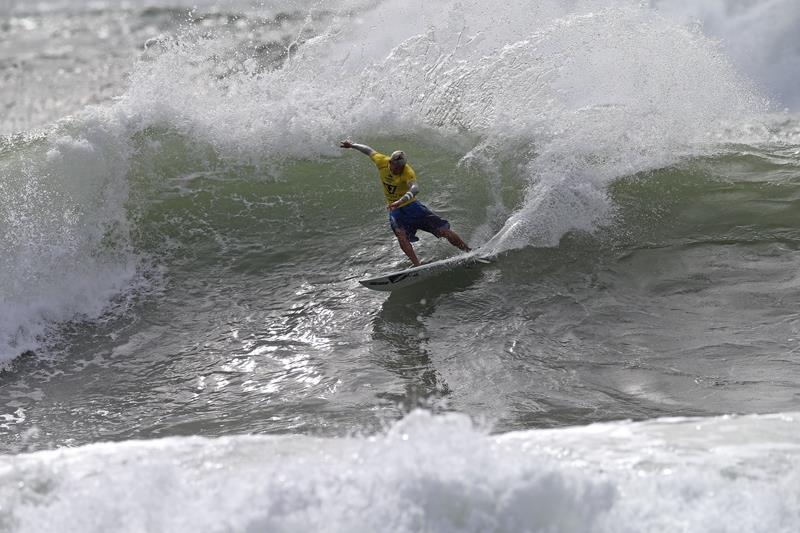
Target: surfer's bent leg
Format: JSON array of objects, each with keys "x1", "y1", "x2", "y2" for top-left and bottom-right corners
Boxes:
[
  {"x1": 438, "y1": 228, "x2": 471, "y2": 252},
  {"x1": 394, "y1": 230, "x2": 421, "y2": 266},
  {"x1": 410, "y1": 202, "x2": 471, "y2": 252}
]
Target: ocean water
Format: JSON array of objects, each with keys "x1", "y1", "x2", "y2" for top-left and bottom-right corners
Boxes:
[{"x1": 1, "y1": 0, "x2": 800, "y2": 530}]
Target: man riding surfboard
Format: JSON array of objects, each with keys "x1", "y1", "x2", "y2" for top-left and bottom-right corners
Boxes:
[{"x1": 340, "y1": 140, "x2": 471, "y2": 266}]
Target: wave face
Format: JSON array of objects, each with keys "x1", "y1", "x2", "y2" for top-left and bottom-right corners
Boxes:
[{"x1": 1, "y1": 0, "x2": 781, "y2": 360}]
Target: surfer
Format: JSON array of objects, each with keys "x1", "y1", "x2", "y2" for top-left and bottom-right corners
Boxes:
[{"x1": 340, "y1": 140, "x2": 471, "y2": 266}]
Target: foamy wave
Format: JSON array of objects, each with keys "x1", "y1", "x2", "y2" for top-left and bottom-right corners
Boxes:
[
  {"x1": 650, "y1": 0, "x2": 800, "y2": 111},
  {"x1": 2, "y1": 410, "x2": 799, "y2": 532},
  {"x1": 117, "y1": 1, "x2": 768, "y2": 255},
  {"x1": 0, "y1": 112, "x2": 143, "y2": 362}
]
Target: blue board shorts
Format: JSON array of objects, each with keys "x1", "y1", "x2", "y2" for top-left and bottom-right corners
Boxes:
[{"x1": 389, "y1": 201, "x2": 450, "y2": 243}]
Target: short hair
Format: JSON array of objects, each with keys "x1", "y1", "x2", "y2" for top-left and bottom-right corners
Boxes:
[{"x1": 389, "y1": 150, "x2": 406, "y2": 165}]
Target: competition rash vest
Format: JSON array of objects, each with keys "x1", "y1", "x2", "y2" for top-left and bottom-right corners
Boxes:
[{"x1": 370, "y1": 152, "x2": 417, "y2": 208}]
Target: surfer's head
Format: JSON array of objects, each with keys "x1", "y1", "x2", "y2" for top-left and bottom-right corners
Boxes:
[{"x1": 389, "y1": 150, "x2": 406, "y2": 173}]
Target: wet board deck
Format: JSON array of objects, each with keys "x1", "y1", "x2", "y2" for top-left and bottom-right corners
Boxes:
[{"x1": 358, "y1": 251, "x2": 491, "y2": 291}]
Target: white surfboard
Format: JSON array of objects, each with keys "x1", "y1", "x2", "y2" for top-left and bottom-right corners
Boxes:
[{"x1": 358, "y1": 250, "x2": 492, "y2": 291}]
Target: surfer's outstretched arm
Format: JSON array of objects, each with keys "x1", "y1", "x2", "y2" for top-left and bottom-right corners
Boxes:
[{"x1": 340, "y1": 139, "x2": 375, "y2": 157}]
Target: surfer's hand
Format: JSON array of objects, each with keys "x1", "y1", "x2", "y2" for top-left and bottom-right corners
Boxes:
[
  {"x1": 340, "y1": 140, "x2": 353, "y2": 149},
  {"x1": 387, "y1": 201, "x2": 399, "y2": 211}
]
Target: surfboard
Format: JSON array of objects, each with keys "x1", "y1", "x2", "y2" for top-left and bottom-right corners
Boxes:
[{"x1": 358, "y1": 250, "x2": 492, "y2": 291}]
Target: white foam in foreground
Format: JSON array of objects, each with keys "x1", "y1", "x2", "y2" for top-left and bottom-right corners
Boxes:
[{"x1": 1, "y1": 410, "x2": 798, "y2": 532}]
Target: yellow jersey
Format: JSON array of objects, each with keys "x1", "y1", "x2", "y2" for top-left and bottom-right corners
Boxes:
[{"x1": 370, "y1": 152, "x2": 417, "y2": 208}]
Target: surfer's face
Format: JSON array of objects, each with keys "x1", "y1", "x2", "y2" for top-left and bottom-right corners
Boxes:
[{"x1": 389, "y1": 160, "x2": 404, "y2": 174}]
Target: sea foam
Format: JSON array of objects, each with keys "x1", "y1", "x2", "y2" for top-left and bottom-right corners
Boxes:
[{"x1": 1, "y1": 410, "x2": 799, "y2": 532}]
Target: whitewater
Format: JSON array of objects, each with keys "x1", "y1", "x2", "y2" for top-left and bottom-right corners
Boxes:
[{"x1": 1, "y1": 0, "x2": 800, "y2": 531}]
